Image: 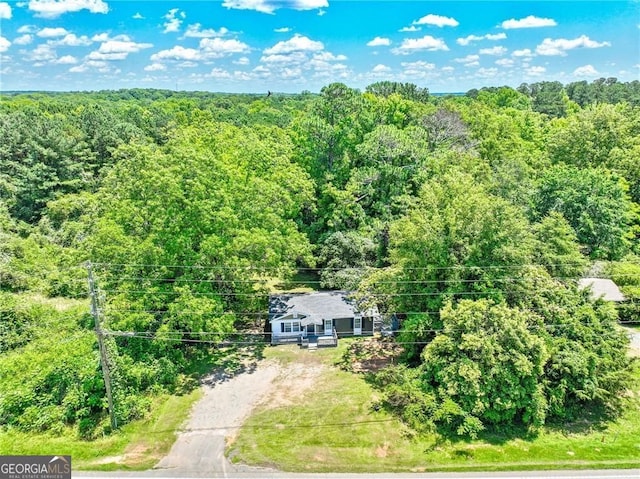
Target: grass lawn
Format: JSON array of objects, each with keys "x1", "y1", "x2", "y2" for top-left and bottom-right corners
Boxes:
[
  {"x1": 230, "y1": 339, "x2": 640, "y2": 473},
  {"x1": 0, "y1": 389, "x2": 201, "y2": 471}
]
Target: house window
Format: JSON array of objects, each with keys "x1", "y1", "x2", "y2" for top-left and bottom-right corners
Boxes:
[
  {"x1": 354, "y1": 316, "x2": 362, "y2": 329},
  {"x1": 282, "y1": 321, "x2": 301, "y2": 333}
]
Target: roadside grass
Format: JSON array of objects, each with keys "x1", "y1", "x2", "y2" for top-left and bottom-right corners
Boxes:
[
  {"x1": 0, "y1": 389, "x2": 200, "y2": 470},
  {"x1": 230, "y1": 339, "x2": 640, "y2": 473}
]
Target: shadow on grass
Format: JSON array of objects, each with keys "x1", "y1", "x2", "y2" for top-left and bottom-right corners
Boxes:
[
  {"x1": 182, "y1": 341, "x2": 267, "y2": 389},
  {"x1": 202, "y1": 343, "x2": 267, "y2": 386}
]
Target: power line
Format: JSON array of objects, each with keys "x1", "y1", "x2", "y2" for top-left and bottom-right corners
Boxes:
[
  {"x1": 103, "y1": 320, "x2": 638, "y2": 339},
  {"x1": 95, "y1": 287, "x2": 611, "y2": 298},
  {"x1": 102, "y1": 321, "x2": 637, "y2": 346},
  {"x1": 63, "y1": 274, "x2": 640, "y2": 285},
  {"x1": 91, "y1": 262, "x2": 593, "y2": 271}
]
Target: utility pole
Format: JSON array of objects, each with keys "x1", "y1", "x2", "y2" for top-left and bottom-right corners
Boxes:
[{"x1": 86, "y1": 262, "x2": 117, "y2": 431}]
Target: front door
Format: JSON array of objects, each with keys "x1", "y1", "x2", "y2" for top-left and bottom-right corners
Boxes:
[
  {"x1": 354, "y1": 316, "x2": 362, "y2": 336},
  {"x1": 324, "y1": 319, "x2": 333, "y2": 335}
]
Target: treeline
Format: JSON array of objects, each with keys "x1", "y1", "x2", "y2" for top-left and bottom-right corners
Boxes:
[
  {"x1": 0, "y1": 77, "x2": 638, "y2": 439},
  {"x1": 469, "y1": 77, "x2": 640, "y2": 117}
]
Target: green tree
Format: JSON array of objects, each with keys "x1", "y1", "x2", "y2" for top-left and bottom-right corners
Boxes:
[
  {"x1": 532, "y1": 164, "x2": 636, "y2": 259},
  {"x1": 421, "y1": 299, "x2": 548, "y2": 432},
  {"x1": 532, "y1": 211, "x2": 588, "y2": 278},
  {"x1": 362, "y1": 171, "x2": 534, "y2": 359}
]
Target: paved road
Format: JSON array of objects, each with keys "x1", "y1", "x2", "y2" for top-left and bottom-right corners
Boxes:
[{"x1": 75, "y1": 468, "x2": 640, "y2": 479}]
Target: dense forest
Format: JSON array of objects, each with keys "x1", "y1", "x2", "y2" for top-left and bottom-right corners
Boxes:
[{"x1": 0, "y1": 78, "x2": 639, "y2": 440}]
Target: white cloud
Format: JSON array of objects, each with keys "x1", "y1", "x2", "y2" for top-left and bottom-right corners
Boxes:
[
  {"x1": 457, "y1": 35, "x2": 482, "y2": 46},
  {"x1": 92, "y1": 33, "x2": 108, "y2": 42},
  {"x1": 144, "y1": 62, "x2": 166, "y2": 71},
  {"x1": 454, "y1": 54, "x2": 480, "y2": 65},
  {"x1": 413, "y1": 14, "x2": 458, "y2": 27},
  {"x1": 264, "y1": 34, "x2": 323, "y2": 54},
  {"x1": 399, "y1": 25, "x2": 420, "y2": 32},
  {"x1": 0, "y1": 36, "x2": 11, "y2": 53},
  {"x1": 295, "y1": 0, "x2": 327, "y2": 9},
  {"x1": 392, "y1": 35, "x2": 448, "y2": 54},
  {"x1": 49, "y1": 33, "x2": 92, "y2": 46},
  {"x1": 502, "y1": 15, "x2": 557, "y2": 29},
  {"x1": 70, "y1": 58, "x2": 118, "y2": 73},
  {"x1": 88, "y1": 50, "x2": 127, "y2": 61},
  {"x1": 234, "y1": 56, "x2": 250, "y2": 65},
  {"x1": 260, "y1": 51, "x2": 307, "y2": 64},
  {"x1": 367, "y1": 36, "x2": 391, "y2": 47},
  {"x1": 199, "y1": 37, "x2": 250, "y2": 58},
  {"x1": 479, "y1": 46, "x2": 507, "y2": 56},
  {"x1": 526, "y1": 65, "x2": 546, "y2": 76},
  {"x1": 163, "y1": 8, "x2": 185, "y2": 34},
  {"x1": 132, "y1": 12, "x2": 143, "y2": 19},
  {"x1": 18, "y1": 26, "x2": 36, "y2": 34},
  {"x1": 37, "y1": 27, "x2": 70, "y2": 37},
  {"x1": 98, "y1": 40, "x2": 152, "y2": 54},
  {"x1": 0, "y1": 2, "x2": 11, "y2": 19},
  {"x1": 222, "y1": 0, "x2": 327, "y2": 14},
  {"x1": 401, "y1": 60, "x2": 435, "y2": 70},
  {"x1": 14, "y1": 34, "x2": 34, "y2": 45},
  {"x1": 208, "y1": 68, "x2": 232, "y2": 79},
  {"x1": 486, "y1": 33, "x2": 507, "y2": 41},
  {"x1": 536, "y1": 35, "x2": 611, "y2": 56},
  {"x1": 25, "y1": 43, "x2": 56, "y2": 61},
  {"x1": 281, "y1": 67, "x2": 302, "y2": 79},
  {"x1": 372, "y1": 64, "x2": 391, "y2": 72},
  {"x1": 442, "y1": 66, "x2": 454, "y2": 72},
  {"x1": 86, "y1": 39, "x2": 152, "y2": 62},
  {"x1": 495, "y1": 58, "x2": 514, "y2": 67},
  {"x1": 401, "y1": 60, "x2": 437, "y2": 78},
  {"x1": 457, "y1": 32, "x2": 506, "y2": 46},
  {"x1": 274, "y1": 27, "x2": 290, "y2": 33},
  {"x1": 151, "y1": 46, "x2": 201, "y2": 62},
  {"x1": 476, "y1": 67, "x2": 498, "y2": 78},
  {"x1": 223, "y1": 0, "x2": 275, "y2": 14},
  {"x1": 28, "y1": 0, "x2": 109, "y2": 18},
  {"x1": 512, "y1": 48, "x2": 534, "y2": 58},
  {"x1": 573, "y1": 64, "x2": 599, "y2": 77},
  {"x1": 313, "y1": 51, "x2": 346, "y2": 61},
  {"x1": 91, "y1": 33, "x2": 130, "y2": 42},
  {"x1": 183, "y1": 24, "x2": 229, "y2": 38},
  {"x1": 54, "y1": 54, "x2": 77, "y2": 64}
]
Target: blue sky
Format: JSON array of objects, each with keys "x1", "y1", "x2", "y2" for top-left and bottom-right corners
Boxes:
[{"x1": 0, "y1": 0, "x2": 638, "y2": 93}]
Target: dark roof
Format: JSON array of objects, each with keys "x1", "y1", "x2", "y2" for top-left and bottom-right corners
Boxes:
[{"x1": 269, "y1": 291, "x2": 362, "y2": 325}]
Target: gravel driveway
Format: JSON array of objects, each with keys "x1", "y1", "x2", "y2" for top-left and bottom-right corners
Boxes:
[{"x1": 154, "y1": 361, "x2": 282, "y2": 477}]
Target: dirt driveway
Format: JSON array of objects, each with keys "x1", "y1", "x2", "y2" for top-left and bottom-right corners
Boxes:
[{"x1": 154, "y1": 358, "x2": 323, "y2": 476}]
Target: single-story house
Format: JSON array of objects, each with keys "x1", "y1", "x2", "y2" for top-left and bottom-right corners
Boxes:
[
  {"x1": 578, "y1": 277, "x2": 625, "y2": 302},
  {"x1": 268, "y1": 291, "x2": 379, "y2": 346}
]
